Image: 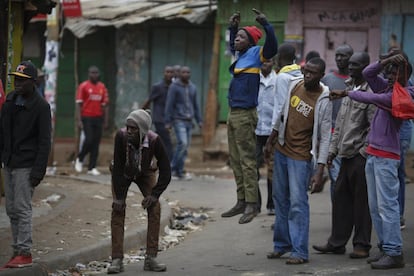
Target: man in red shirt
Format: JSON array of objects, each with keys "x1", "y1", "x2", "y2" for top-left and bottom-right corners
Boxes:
[{"x1": 74, "y1": 66, "x2": 109, "y2": 175}]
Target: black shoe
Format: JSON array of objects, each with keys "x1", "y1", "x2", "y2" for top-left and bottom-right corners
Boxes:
[
  {"x1": 221, "y1": 200, "x2": 246, "y2": 217},
  {"x1": 371, "y1": 254, "x2": 404, "y2": 269},
  {"x1": 239, "y1": 203, "x2": 258, "y2": 224},
  {"x1": 312, "y1": 243, "x2": 346, "y2": 254},
  {"x1": 144, "y1": 256, "x2": 167, "y2": 272},
  {"x1": 367, "y1": 250, "x2": 384, "y2": 264}
]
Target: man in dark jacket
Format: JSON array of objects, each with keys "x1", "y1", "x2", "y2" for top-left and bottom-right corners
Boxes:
[
  {"x1": 164, "y1": 66, "x2": 202, "y2": 180},
  {"x1": 108, "y1": 109, "x2": 171, "y2": 274},
  {"x1": 0, "y1": 61, "x2": 51, "y2": 268}
]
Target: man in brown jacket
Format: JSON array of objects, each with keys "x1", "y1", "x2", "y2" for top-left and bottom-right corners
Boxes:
[{"x1": 108, "y1": 109, "x2": 171, "y2": 274}]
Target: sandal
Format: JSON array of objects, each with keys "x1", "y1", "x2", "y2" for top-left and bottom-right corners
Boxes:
[
  {"x1": 267, "y1": 251, "x2": 285, "y2": 259},
  {"x1": 286, "y1": 257, "x2": 308, "y2": 265}
]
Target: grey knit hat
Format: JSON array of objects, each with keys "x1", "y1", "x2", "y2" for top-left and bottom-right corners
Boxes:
[{"x1": 126, "y1": 109, "x2": 152, "y2": 135}]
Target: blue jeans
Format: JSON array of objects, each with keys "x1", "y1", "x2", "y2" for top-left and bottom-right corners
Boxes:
[
  {"x1": 365, "y1": 155, "x2": 402, "y2": 256},
  {"x1": 398, "y1": 139, "x2": 410, "y2": 218},
  {"x1": 272, "y1": 150, "x2": 311, "y2": 260},
  {"x1": 3, "y1": 167, "x2": 34, "y2": 255},
  {"x1": 171, "y1": 120, "x2": 192, "y2": 177},
  {"x1": 328, "y1": 156, "x2": 341, "y2": 201}
]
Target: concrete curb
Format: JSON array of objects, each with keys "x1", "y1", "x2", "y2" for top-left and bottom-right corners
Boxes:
[{"x1": 0, "y1": 175, "x2": 172, "y2": 276}]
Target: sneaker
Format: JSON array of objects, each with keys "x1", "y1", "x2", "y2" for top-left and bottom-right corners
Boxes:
[
  {"x1": 400, "y1": 217, "x2": 406, "y2": 230},
  {"x1": 371, "y1": 254, "x2": 405, "y2": 269},
  {"x1": 183, "y1": 172, "x2": 192, "y2": 181},
  {"x1": 367, "y1": 250, "x2": 384, "y2": 264},
  {"x1": 6, "y1": 255, "x2": 33, "y2": 268},
  {"x1": 75, "y1": 158, "x2": 83, "y2": 173},
  {"x1": 107, "y1": 258, "x2": 124, "y2": 274},
  {"x1": 87, "y1": 168, "x2": 101, "y2": 176}
]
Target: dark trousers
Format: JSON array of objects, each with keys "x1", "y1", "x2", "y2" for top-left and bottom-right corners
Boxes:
[
  {"x1": 154, "y1": 122, "x2": 173, "y2": 162},
  {"x1": 328, "y1": 154, "x2": 372, "y2": 251},
  {"x1": 78, "y1": 116, "x2": 103, "y2": 170},
  {"x1": 111, "y1": 174, "x2": 161, "y2": 258},
  {"x1": 256, "y1": 135, "x2": 273, "y2": 210}
]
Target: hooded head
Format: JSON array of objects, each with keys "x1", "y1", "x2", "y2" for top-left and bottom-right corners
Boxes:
[
  {"x1": 241, "y1": 26, "x2": 262, "y2": 45},
  {"x1": 126, "y1": 109, "x2": 152, "y2": 136}
]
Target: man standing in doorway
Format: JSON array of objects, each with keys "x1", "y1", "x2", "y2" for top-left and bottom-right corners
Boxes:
[{"x1": 75, "y1": 66, "x2": 109, "y2": 175}]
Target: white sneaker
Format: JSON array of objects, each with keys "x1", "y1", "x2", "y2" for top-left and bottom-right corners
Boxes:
[
  {"x1": 87, "y1": 168, "x2": 101, "y2": 176},
  {"x1": 75, "y1": 158, "x2": 83, "y2": 173},
  {"x1": 183, "y1": 172, "x2": 192, "y2": 181}
]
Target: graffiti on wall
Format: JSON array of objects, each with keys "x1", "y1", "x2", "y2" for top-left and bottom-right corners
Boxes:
[{"x1": 318, "y1": 8, "x2": 378, "y2": 23}]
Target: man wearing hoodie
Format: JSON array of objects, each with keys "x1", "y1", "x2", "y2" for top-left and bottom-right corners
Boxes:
[
  {"x1": 221, "y1": 8, "x2": 278, "y2": 224},
  {"x1": 164, "y1": 66, "x2": 202, "y2": 180},
  {"x1": 108, "y1": 109, "x2": 171, "y2": 273},
  {"x1": 265, "y1": 57, "x2": 332, "y2": 264}
]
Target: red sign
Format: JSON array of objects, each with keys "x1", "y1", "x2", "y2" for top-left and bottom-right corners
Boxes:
[{"x1": 62, "y1": 0, "x2": 82, "y2": 18}]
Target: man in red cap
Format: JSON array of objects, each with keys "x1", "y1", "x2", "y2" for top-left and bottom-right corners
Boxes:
[{"x1": 222, "y1": 8, "x2": 278, "y2": 224}]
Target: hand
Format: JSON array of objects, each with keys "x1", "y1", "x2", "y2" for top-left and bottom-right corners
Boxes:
[
  {"x1": 264, "y1": 140, "x2": 273, "y2": 163},
  {"x1": 77, "y1": 120, "x2": 83, "y2": 130},
  {"x1": 326, "y1": 153, "x2": 335, "y2": 168},
  {"x1": 229, "y1": 11, "x2": 240, "y2": 28},
  {"x1": 30, "y1": 177, "x2": 41, "y2": 187},
  {"x1": 142, "y1": 195, "x2": 158, "y2": 209},
  {"x1": 329, "y1": 89, "x2": 347, "y2": 100},
  {"x1": 310, "y1": 165, "x2": 325, "y2": 194},
  {"x1": 381, "y1": 53, "x2": 406, "y2": 67},
  {"x1": 252, "y1": 8, "x2": 268, "y2": 25},
  {"x1": 310, "y1": 173, "x2": 324, "y2": 194}
]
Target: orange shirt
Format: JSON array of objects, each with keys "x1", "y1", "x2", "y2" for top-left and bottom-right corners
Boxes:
[{"x1": 76, "y1": 80, "x2": 109, "y2": 117}]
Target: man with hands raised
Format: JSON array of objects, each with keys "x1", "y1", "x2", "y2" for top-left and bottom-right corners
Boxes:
[{"x1": 222, "y1": 8, "x2": 278, "y2": 224}]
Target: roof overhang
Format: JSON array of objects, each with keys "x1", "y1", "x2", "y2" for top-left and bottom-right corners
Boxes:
[{"x1": 63, "y1": 0, "x2": 217, "y2": 38}]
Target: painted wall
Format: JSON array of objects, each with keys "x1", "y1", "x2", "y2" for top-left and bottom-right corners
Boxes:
[{"x1": 286, "y1": 0, "x2": 381, "y2": 73}]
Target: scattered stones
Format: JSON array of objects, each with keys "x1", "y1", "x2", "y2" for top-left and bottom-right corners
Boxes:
[{"x1": 49, "y1": 203, "x2": 211, "y2": 275}]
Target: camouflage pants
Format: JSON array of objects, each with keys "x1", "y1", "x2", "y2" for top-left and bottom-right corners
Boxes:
[{"x1": 227, "y1": 108, "x2": 258, "y2": 203}]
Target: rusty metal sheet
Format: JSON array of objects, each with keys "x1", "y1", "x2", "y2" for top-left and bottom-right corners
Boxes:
[{"x1": 64, "y1": 0, "x2": 217, "y2": 38}]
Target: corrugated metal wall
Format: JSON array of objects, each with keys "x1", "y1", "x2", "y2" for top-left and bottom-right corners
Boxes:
[{"x1": 114, "y1": 19, "x2": 214, "y2": 130}]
